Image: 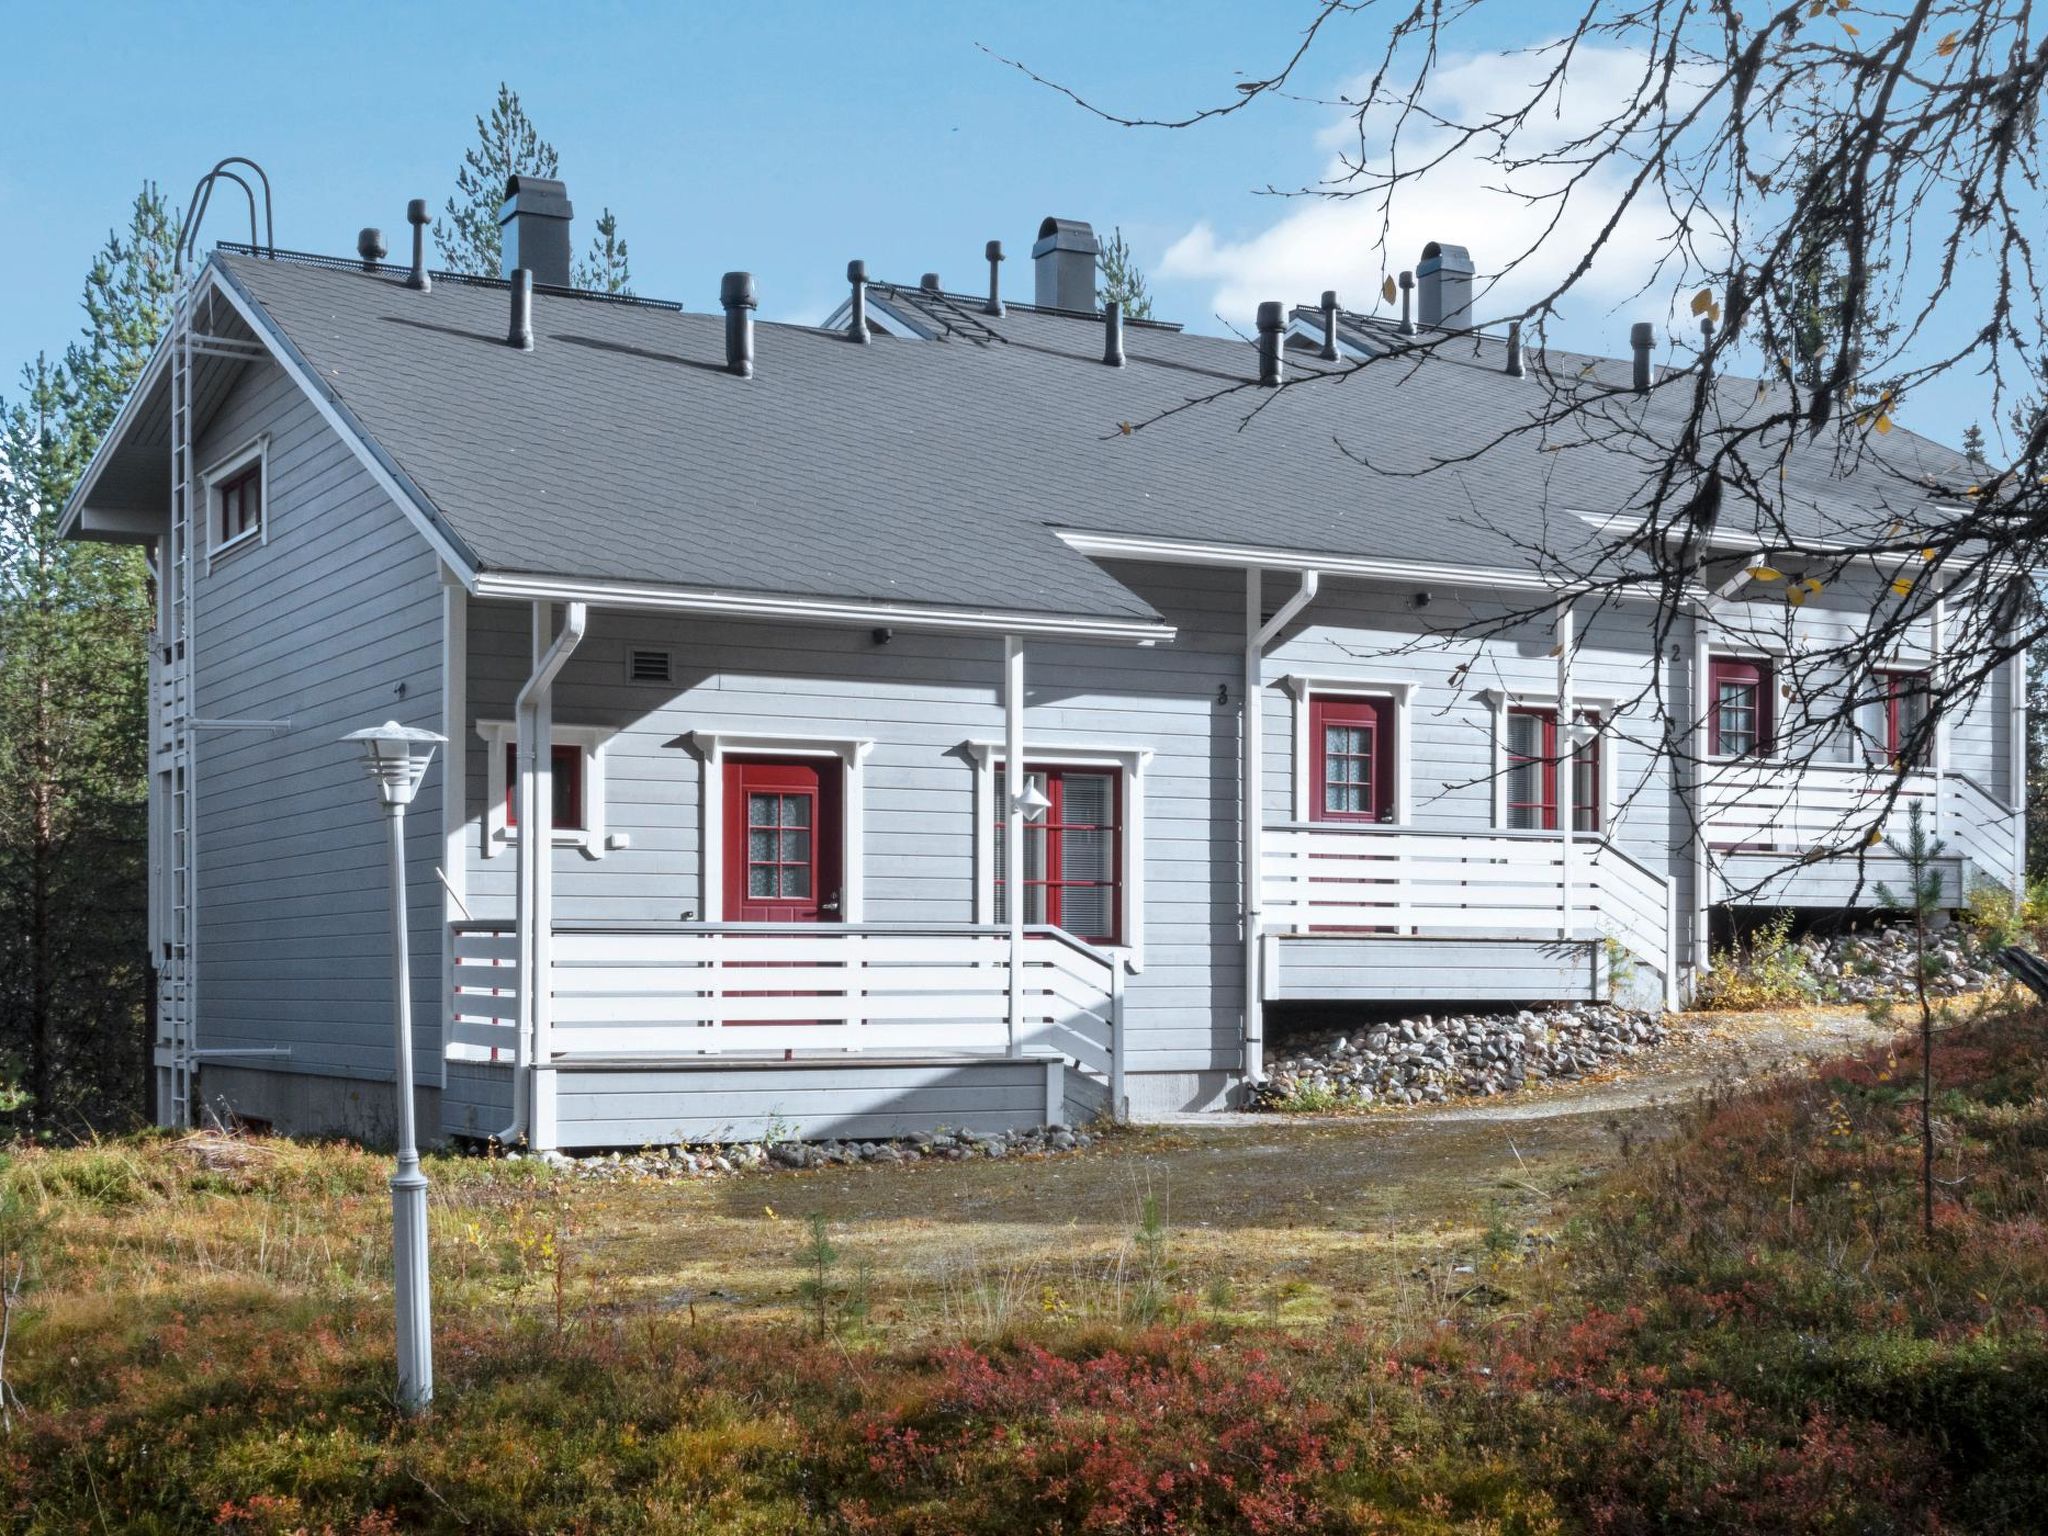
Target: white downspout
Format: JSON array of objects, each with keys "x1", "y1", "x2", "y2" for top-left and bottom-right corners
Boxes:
[
  {"x1": 2010, "y1": 631, "x2": 2028, "y2": 909},
  {"x1": 1556, "y1": 601, "x2": 1575, "y2": 945},
  {"x1": 1690, "y1": 608, "x2": 1713, "y2": 981},
  {"x1": 1243, "y1": 567, "x2": 1319, "y2": 1083},
  {"x1": 495, "y1": 599, "x2": 586, "y2": 1149},
  {"x1": 1004, "y1": 634, "x2": 1025, "y2": 1056}
]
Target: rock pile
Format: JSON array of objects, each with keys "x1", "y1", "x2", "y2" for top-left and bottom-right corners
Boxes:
[
  {"x1": 506, "y1": 1124, "x2": 1096, "y2": 1181},
  {"x1": 1798, "y1": 924, "x2": 2002, "y2": 1002},
  {"x1": 1252, "y1": 1004, "x2": 1667, "y2": 1111}
]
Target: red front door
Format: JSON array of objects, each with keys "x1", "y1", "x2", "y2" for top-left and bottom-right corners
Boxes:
[
  {"x1": 1309, "y1": 695, "x2": 1396, "y2": 823},
  {"x1": 724, "y1": 758, "x2": 843, "y2": 922}
]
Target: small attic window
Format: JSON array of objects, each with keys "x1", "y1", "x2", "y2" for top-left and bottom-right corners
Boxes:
[
  {"x1": 627, "y1": 647, "x2": 673, "y2": 685},
  {"x1": 204, "y1": 437, "x2": 268, "y2": 562}
]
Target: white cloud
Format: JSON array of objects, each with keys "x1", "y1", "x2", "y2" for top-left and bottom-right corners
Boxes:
[{"x1": 1161, "y1": 44, "x2": 1721, "y2": 338}]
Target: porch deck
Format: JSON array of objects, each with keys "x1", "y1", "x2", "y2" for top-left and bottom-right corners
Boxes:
[
  {"x1": 445, "y1": 920, "x2": 1126, "y2": 1146},
  {"x1": 1258, "y1": 824, "x2": 1674, "y2": 1007}
]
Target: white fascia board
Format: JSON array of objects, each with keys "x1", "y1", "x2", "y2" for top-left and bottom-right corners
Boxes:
[
  {"x1": 469, "y1": 569, "x2": 1177, "y2": 642},
  {"x1": 205, "y1": 258, "x2": 481, "y2": 585},
  {"x1": 1055, "y1": 528, "x2": 1561, "y2": 594}
]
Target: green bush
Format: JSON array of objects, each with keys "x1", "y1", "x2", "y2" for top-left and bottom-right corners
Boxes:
[{"x1": 1694, "y1": 910, "x2": 1820, "y2": 1011}]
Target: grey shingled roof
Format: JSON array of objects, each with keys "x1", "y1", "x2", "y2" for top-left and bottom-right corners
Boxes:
[{"x1": 213, "y1": 251, "x2": 1974, "y2": 622}]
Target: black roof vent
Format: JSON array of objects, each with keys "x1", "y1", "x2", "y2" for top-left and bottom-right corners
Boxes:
[{"x1": 499, "y1": 175, "x2": 573, "y2": 287}]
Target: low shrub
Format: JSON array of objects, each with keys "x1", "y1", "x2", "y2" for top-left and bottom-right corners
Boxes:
[{"x1": 1694, "y1": 910, "x2": 1821, "y2": 1010}]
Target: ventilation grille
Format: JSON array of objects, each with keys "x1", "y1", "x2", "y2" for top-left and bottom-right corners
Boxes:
[{"x1": 627, "y1": 648, "x2": 673, "y2": 685}]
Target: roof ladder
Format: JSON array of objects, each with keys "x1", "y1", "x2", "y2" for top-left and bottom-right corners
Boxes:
[{"x1": 154, "y1": 285, "x2": 199, "y2": 1128}]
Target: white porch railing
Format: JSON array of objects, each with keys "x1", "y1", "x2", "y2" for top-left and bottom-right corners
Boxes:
[
  {"x1": 1261, "y1": 824, "x2": 1672, "y2": 970},
  {"x1": 449, "y1": 920, "x2": 1124, "y2": 1106},
  {"x1": 1700, "y1": 760, "x2": 1937, "y2": 853},
  {"x1": 1700, "y1": 761, "x2": 2022, "y2": 893}
]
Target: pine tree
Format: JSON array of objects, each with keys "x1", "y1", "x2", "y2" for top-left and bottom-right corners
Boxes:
[
  {"x1": 1961, "y1": 421, "x2": 1988, "y2": 464},
  {"x1": 435, "y1": 83, "x2": 629, "y2": 291},
  {"x1": 0, "y1": 186, "x2": 170, "y2": 1129},
  {"x1": 1097, "y1": 227, "x2": 1152, "y2": 320},
  {"x1": 576, "y1": 208, "x2": 632, "y2": 296}
]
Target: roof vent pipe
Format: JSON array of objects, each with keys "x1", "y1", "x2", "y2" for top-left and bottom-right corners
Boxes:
[
  {"x1": 1257, "y1": 301, "x2": 1285, "y2": 387},
  {"x1": 721, "y1": 271, "x2": 756, "y2": 377},
  {"x1": 920, "y1": 272, "x2": 941, "y2": 293},
  {"x1": 404, "y1": 199, "x2": 431, "y2": 292},
  {"x1": 1630, "y1": 321, "x2": 1655, "y2": 393},
  {"x1": 506, "y1": 268, "x2": 534, "y2": 351},
  {"x1": 1699, "y1": 313, "x2": 1716, "y2": 382},
  {"x1": 357, "y1": 227, "x2": 387, "y2": 272},
  {"x1": 1319, "y1": 290, "x2": 1340, "y2": 360},
  {"x1": 1103, "y1": 299, "x2": 1125, "y2": 367},
  {"x1": 1505, "y1": 320, "x2": 1525, "y2": 378},
  {"x1": 984, "y1": 240, "x2": 1004, "y2": 316},
  {"x1": 1397, "y1": 270, "x2": 1416, "y2": 336},
  {"x1": 846, "y1": 260, "x2": 870, "y2": 343}
]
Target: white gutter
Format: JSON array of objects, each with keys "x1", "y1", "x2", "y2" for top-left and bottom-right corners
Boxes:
[
  {"x1": 470, "y1": 570, "x2": 1174, "y2": 643},
  {"x1": 1242, "y1": 568, "x2": 1319, "y2": 1082},
  {"x1": 1004, "y1": 635, "x2": 1025, "y2": 1054},
  {"x1": 496, "y1": 599, "x2": 586, "y2": 1149},
  {"x1": 1060, "y1": 529, "x2": 1560, "y2": 595}
]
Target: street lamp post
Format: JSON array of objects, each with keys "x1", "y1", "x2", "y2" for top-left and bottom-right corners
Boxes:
[{"x1": 343, "y1": 720, "x2": 445, "y2": 1413}]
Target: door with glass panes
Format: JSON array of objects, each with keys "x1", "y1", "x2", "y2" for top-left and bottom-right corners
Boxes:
[{"x1": 723, "y1": 759, "x2": 843, "y2": 922}]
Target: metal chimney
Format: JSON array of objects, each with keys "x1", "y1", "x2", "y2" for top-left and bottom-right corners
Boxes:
[
  {"x1": 1103, "y1": 299, "x2": 1125, "y2": 367},
  {"x1": 1257, "y1": 301, "x2": 1285, "y2": 387},
  {"x1": 1319, "y1": 290, "x2": 1340, "y2": 360},
  {"x1": 498, "y1": 175, "x2": 573, "y2": 288},
  {"x1": 1505, "y1": 320, "x2": 1525, "y2": 378},
  {"x1": 1416, "y1": 241, "x2": 1474, "y2": 330},
  {"x1": 1032, "y1": 217, "x2": 1100, "y2": 311},
  {"x1": 506, "y1": 269, "x2": 534, "y2": 351},
  {"x1": 1397, "y1": 270, "x2": 1416, "y2": 336},
  {"x1": 984, "y1": 240, "x2": 1005, "y2": 316},
  {"x1": 1631, "y1": 322, "x2": 1655, "y2": 392},
  {"x1": 357, "y1": 228, "x2": 387, "y2": 272},
  {"x1": 846, "y1": 260, "x2": 870, "y2": 343},
  {"x1": 721, "y1": 272, "x2": 756, "y2": 377},
  {"x1": 404, "y1": 199, "x2": 431, "y2": 291}
]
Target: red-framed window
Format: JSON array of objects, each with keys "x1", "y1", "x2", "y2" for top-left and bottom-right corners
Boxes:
[
  {"x1": 1709, "y1": 656, "x2": 1773, "y2": 757},
  {"x1": 1309, "y1": 695, "x2": 1397, "y2": 823},
  {"x1": 217, "y1": 460, "x2": 263, "y2": 545},
  {"x1": 1504, "y1": 708, "x2": 1601, "y2": 832},
  {"x1": 502, "y1": 743, "x2": 585, "y2": 831},
  {"x1": 994, "y1": 765, "x2": 1122, "y2": 945},
  {"x1": 1868, "y1": 670, "x2": 1931, "y2": 768}
]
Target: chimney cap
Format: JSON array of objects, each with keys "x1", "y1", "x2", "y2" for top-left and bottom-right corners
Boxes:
[
  {"x1": 985, "y1": 239, "x2": 1004, "y2": 261},
  {"x1": 1256, "y1": 300, "x2": 1286, "y2": 332},
  {"x1": 1033, "y1": 216, "x2": 1100, "y2": 257},
  {"x1": 406, "y1": 198, "x2": 429, "y2": 227},
  {"x1": 1320, "y1": 289, "x2": 1338, "y2": 310},
  {"x1": 357, "y1": 228, "x2": 388, "y2": 265},
  {"x1": 1630, "y1": 321, "x2": 1655, "y2": 347},
  {"x1": 1417, "y1": 241, "x2": 1474, "y2": 276},
  {"x1": 847, "y1": 258, "x2": 867, "y2": 284},
  {"x1": 920, "y1": 272, "x2": 941, "y2": 292},
  {"x1": 500, "y1": 175, "x2": 572, "y2": 218}
]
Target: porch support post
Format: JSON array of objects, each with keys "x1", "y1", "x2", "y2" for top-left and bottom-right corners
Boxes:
[
  {"x1": 500, "y1": 599, "x2": 585, "y2": 1151},
  {"x1": 1690, "y1": 609, "x2": 1713, "y2": 980},
  {"x1": 1004, "y1": 633, "x2": 1024, "y2": 1056},
  {"x1": 1556, "y1": 600, "x2": 1575, "y2": 943},
  {"x1": 1243, "y1": 567, "x2": 1319, "y2": 1083},
  {"x1": 2009, "y1": 630, "x2": 2028, "y2": 912}
]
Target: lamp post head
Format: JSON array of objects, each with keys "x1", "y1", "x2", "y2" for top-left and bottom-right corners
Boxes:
[{"x1": 343, "y1": 720, "x2": 445, "y2": 807}]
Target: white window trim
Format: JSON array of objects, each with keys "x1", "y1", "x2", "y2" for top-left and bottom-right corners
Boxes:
[
  {"x1": 965, "y1": 739, "x2": 1150, "y2": 969},
  {"x1": 202, "y1": 434, "x2": 269, "y2": 564},
  {"x1": 1478, "y1": 688, "x2": 1618, "y2": 833},
  {"x1": 683, "y1": 730, "x2": 873, "y2": 922},
  {"x1": 1282, "y1": 674, "x2": 1415, "y2": 825},
  {"x1": 477, "y1": 719, "x2": 614, "y2": 860}
]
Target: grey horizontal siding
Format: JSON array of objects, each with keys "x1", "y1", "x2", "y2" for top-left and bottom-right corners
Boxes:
[
  {"x1": 443, "y1": 1061, "x2": 513, "y2": 1140},
  {"x1": 192, "y1": 358, "x2": 447, "y2": 1086},
  {"x1": 1716, "y1": 852, "x2": 1964, "y2": 909},
  {"x1": 1272, "y1": 936, "x2": 1600, "y2": 1003},
  {"x1": 550, "y1": 1058, "x2": 1057, "y2": 1146}
]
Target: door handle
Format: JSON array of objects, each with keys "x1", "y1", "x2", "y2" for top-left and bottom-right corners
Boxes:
[{"x1": 820, "y1": 891, "x2": 842, "y2": 916}]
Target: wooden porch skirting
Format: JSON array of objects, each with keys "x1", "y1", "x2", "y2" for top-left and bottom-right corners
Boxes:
[{"x1": 443, "y1": 1051, "x2": 1099, "y2": 1149}]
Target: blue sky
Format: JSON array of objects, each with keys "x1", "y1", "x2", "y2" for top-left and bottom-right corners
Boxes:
[{"x1": 0, "y1": 1, "x2": 1992, "y2": 447}]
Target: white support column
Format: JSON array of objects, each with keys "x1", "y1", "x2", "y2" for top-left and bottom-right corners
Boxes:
[
  {"x1": 529, "y1": 604, "x2": 558, "y2": 1148},
  {"x1": 1556, "y1": 601, "x2": 1575, "y2": 942},
  {"x1": 1004, "y1": 634, "x2": 1025, "y2": 1056},
  {"x1": 2010, "y1": 637, "x2": 2028, "y2": 908},
  {"x1": 1242, "y1": 569, "x2": 1263, "y2": 1079},
  {"x1": 1691, "y1": 610, "x2": 1713, "y2": 979},
  {"x1": 437, "y1": 576, "x2": 467, "y2": 1094}
]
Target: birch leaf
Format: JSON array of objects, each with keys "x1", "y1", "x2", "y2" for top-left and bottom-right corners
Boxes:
[{"x1": 1382, "y1": 275, "x2": 1397, "y2": 304}]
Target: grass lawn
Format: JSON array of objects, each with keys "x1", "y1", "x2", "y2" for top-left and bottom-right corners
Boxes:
[{"x1": 2, "y1": 1000, "x2": 2044, "y2": 1532}]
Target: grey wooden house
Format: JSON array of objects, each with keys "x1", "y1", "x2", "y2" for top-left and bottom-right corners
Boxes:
[{"x1": 63, "y1": 180, "x2": 2022, "y2": 1148}]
